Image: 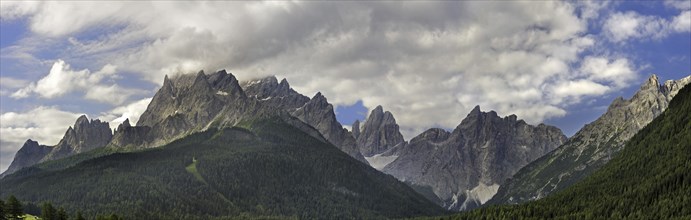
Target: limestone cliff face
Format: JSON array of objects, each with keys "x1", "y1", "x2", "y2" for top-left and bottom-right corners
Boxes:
[
  {"x1": 382, "y1": 106, "x2": 566, "y2": 211},
  {"x1": 489, "y1": 74, "x2": 691, "y2": 206},
  {"x1": 291, "y1": 93, "x2": 368, "y2": 164},
  {"x1": 115, "y1": 71, "x2": 367, "y2": 163},
  {"x1": 356, "y1": 106, "x2": 405, "y2": 157},
  {"x1": 45, "y1": 115, "x2": 112, "y2": 160},
  {"x1": 2, "y1": 140, "x2": 52, "y2": 176}
]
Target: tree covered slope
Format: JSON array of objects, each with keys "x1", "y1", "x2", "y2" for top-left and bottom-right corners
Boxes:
[{"x1": 0, "y1": 117, "x2": 445, "y2": 219}]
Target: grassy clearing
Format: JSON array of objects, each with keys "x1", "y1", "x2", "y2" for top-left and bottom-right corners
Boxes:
[{"x1": 186, "y1": 157, "x2": 207, "y2": 184}]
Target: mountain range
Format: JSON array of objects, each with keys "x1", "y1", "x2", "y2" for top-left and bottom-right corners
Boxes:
[{"x1": 1, "y1": 70, "x2": 689, "y2": 218}]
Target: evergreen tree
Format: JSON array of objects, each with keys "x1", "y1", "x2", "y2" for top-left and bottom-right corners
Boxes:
[
  {"x1": 5, "y1": 196, "x2": 22, "y2": 219},
  {"x1": 56, "y1": 207, "x2": 68, "y2": 220},
  {"x1": 0, "y1": 199, "x2": 6, "y2": 220},
  {"x1": 41, "y1": 202, "x2": 56, "y2": 220},
  {"x1": 74, "y1": 212, "x2": 85, "y2": 220}
]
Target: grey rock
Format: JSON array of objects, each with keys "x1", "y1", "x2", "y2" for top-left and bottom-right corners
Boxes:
[
  {"x1": 489, "y1": 74, "x2": 691, "y2": 205},
  {"x1": 132, "y1": 70, "x2": 248, "y2": 148},
  {"x1": 1, "y1": 140, "x2": 52, "y2": 177},
  {"x1": 382, "y1": 106, "x2": 567, "y2": 211},
  {"x1": 43, "y1": 115, "x2": 112, "y2": 161},
  {"x1": 351, "y1": 120, "x2": 361, "y2": 139},
  {"x1": 291, "y1": 92, "x2": 368, "y2": 164},
  {"x1": 241, "y1": 76, "x2": 310, "y2": 110},
  {"x1": 110, "y1": 71, "x2": 368, "y2": 165},
  {"x1": 1, "y1": 115, "x2": 113, "y2": 177},
  {"x1": 356, "y1": 106, "x2": 405, "y2": 157}
]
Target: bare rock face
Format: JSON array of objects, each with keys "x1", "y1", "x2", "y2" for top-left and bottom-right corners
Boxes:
[
  {"x1": 356, "y1": 106, "x2": 405, "y2": 157},
  {"x1": 489, "y1": 74, "x2": 691, "y2": 206},
  {"x1": 241, "y1": 76, "x2": 310, "y2": 110},
  {"x1": 130, "y1": 70, "x2": 250, "y2": 148},
  {"x1": 291, "y1": 93, "x2": 368, "y2": 164},
  {"x1": 351, "y1": 120, "x2": 361, "y2": 139},
  {"x1": 381, "y1": 106, "x2": 567, "y2": 211},
  {"x1": 2, "y1": 140, "x2": 52, "y2": 177},
  {"x1": 1, "y1": 115, "x2": 113, "y2": 177},
  {"x1": 112, "y1": 71, "x2": 368, "y2": 164},
  {"x1": 45, "y1": 115, "x2": 112, "y2": 160}
]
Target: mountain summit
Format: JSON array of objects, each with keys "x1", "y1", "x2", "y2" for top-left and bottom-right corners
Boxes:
[
  {"x1": 489, "y1": 74, "x2": 691, "y2": 205},
  {"x1": 380, "y1": 105, "x2": 567, "y2": 211},
  {"x1": 2, "y1": 70, "x2": 370, "y2": 177},
  {"x1": 2, "y1": 115, "x2": 111, "y2": 177}
]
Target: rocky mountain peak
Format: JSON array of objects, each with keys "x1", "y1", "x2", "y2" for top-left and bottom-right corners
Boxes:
[
  {"x1": 116, "y1": 119, "x2": 132, "y2": 132},
  {"x1": 290, "y1": 91, "x2": 367, "y2": 164},
  {"x1": 241, "y1": 76, "x2": 309, "y2": 110},
  {"x1": 1, "y1": 139, "x2": 53, "y2": 177},
  {"x1": 643, "y1": 74, "x2": 660, "y2": 89},
  {"x1": 57, "y1": 115, "x2": 112, "y2": 154},
  {"x1": 409, "y1": 128, "x2": 451, "y2": 144},
  {"x1": 356, "y1": 105, "x2": 405, "y2": 157},
  {"x1": 382, "y1": 106, "x2": 566, "y2": 211},
  {"x1": 352, "y1": 120, "x2": 361, "y2": 139},
  {"x1": 279, "y1": 78, "x2": 290, "y2": 89},
  {"x1": 470, "y1": 105, "x2": 482, "y2": 114},
  {"x1": 75, "y1": 115, "x2": 89, "y2": 125}
]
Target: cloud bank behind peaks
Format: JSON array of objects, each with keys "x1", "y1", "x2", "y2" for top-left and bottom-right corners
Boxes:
[
  {"x1": 11, "y1": 60, "x2": 142, "y2": 105},
  {"x1": 2, "y1": 1, "x2": 645, "y2": 138}
]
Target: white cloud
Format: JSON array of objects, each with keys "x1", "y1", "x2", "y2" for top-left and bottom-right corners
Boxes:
[
  {"x1": 665, "y1": 0, "x2": 691, "y2": 10},
  {"x1": 10, "y1": 60, "x2": 142, "y2": 105},
  {"x1": 0, "y1": 106, "x2": 82, "y2": 172},
  {"x1": 98, "y1": 97, "x2": 153, "y2": 130},
  {"x1": 0, "y1": 1, "x2": 39, "y2": 21},
  {"x1": 0, "y1": 77, "x2": 29, "y2": 96},
  {"x1": 579, "y1": 56, "x2": 637, "y2": 88},
  {"x1": 672, "y1": 11, "x2": 691, "y2": 32},
  {"x1": 4, "y1": 1, "x2": 650, "y2": 139},
  {"x1": 603, "y1": 10, "x2": 691, "y2": 43},
  {"x1": 552, "y1": 80, "x2": 610, "y2": 98}
]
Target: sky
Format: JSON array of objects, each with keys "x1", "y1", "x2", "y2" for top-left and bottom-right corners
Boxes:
[{"x1": 0, "y1": 1, "x2": 690, "y2": 173}]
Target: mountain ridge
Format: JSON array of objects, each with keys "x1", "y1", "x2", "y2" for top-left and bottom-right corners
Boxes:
[
  {"x1": 380, "y1": 105, "x2": 567, "y2": 211},
  {"x1": 488, "y1": 74, "x2": 691, "y2": 205}
]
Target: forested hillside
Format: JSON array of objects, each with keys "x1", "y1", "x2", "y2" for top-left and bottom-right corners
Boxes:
[{"x1": 0, "y1": 117, "x2": 445, "y2": 219}]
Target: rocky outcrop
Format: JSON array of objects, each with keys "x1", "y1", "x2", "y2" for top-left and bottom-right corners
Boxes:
[
  {"x1": 241, "y1": 76, "x2": 310, "y2": 110},
  {"x1": 291, "y1": 93, "x2": 368, "y2": 164},
  {"x1": 43, "y1": 115, "x2": 112, "y2": 160},
  {"x1": 351, "y1": 120, "x2": 361, "y2": 139},
  {"x1": 111, "y1": 71, "x2": 367, "y2": 164},
  {"x1": 381, "y1": 106, "x2": 567, "y2": 211},
  {"x1": 489, "y1": 74, "x2": 691, "y2": 205},
  {"x1": 356, "y1": 106, "x2": 405, "y2": 157},
  {"x1": 2, "y1": 140, "x2": 52, "y2": 177},
  {"x1": 1, "y1": 115, "x2": 113, "y2": 177}
]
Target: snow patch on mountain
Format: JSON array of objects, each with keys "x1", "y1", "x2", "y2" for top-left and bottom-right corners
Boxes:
[
  {"x1": 216, "y1": 91, "x2": 229, "y2": 96},
  {"x1": 365, "y1": 153, "x2": 398, "y2": 170},
  {"x1": 459, "y1": 183, "x2": 500, "y2": 210}
]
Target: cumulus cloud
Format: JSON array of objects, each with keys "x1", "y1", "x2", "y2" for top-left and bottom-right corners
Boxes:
[
  {"x1": 2, "y1": 1, "x2": 651, "y2": 139},
  {"x1": 0, "y1": 77, "x2": 29, "y2": 96},
  {"x1": 665, "y1": 0, "x2": 691, "y2": 10},
  {"x1": 0, "y1": 106, "x2": 82, "y2": 172},
  {"x1": 603, "y1": 10, "x2": 691, "y2": 43},
  {"x1": 10, "y1": 60, "x2": 142, "y2": 105}
]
